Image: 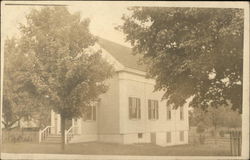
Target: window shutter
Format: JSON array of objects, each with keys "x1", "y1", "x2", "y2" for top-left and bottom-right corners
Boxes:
[
  {"x1": 129, "y1": 97, "x2": 132, "y2": 119},
  {"x1": 169, "y1": 107, "x2": 171, "y2": 120},
  {"x1": 167, "y1": 105, "x2": 171, "y2": 120},
  {"x1": 137, "y1": 98, "x2": 141, "y2": 119},
  {"x1": 152, "y1": 100, "x2": 154, "y2": 119},
  {"x1": 180, "y1": 106, "x2": 184, "y2": 120},
  {"x1": 148, "y1": 100, "x2": 151, "y2": 119},
  {"x1": 156, "y1": 101, "x2": 159, "y2": 119}
]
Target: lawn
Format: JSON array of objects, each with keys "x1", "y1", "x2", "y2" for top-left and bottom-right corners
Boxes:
[{"x1": 2, "y1": 142, "x2": 231, "y2": 156}]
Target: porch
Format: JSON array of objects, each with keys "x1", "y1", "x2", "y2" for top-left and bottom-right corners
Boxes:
[{"x1": 38, "y1": 110, "x2": 98, "y2": 144}]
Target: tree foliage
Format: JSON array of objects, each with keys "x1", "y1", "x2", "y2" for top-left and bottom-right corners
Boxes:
[
  {"x1": 119, "y1": 7, "x2": 243, "y2": 112},
  {"x1": 3, "y1": 7, "x2": 114, "y2": 148},
  {"x1": 189, "y1": 104, "x2": 241, "y2": 129},
  {"x1": 3, "y1": 37, "x2": 49, "y2": 129}
]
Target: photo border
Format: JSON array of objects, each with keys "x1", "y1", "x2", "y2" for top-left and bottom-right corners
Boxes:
[{"x1": 1, "y1": 1, "x2": 249, "y2": 159}]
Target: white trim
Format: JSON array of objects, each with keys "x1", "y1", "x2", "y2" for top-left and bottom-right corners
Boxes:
[{"x1": 122, "y1": 67, "x2": 146, "y2": 76}]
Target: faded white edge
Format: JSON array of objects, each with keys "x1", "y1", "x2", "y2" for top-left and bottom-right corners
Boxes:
[{"x1": 1, "y1": 1, "x2": 249, "y2": 160}]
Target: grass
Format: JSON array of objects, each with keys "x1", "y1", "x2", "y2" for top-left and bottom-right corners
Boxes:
[{"x1": 2, "y1": 142, "x2": 231, "y2": 156}]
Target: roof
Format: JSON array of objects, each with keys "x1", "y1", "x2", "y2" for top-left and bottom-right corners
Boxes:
[{"x1": 97, "y1": 38, "x2": 147, "y2": 72}]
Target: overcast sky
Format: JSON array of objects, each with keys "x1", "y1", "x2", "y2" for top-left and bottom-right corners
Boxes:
[
  {"x1": 2, "y1": 1, "x2": 246, "y2": 48},
  {"x1": 2, "y1": 2, "x2": 133, "y2": 47}
]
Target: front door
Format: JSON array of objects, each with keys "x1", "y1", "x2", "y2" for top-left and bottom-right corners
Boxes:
[
  {"x1": 74, "y1": 119, "x2": 78, "y2": 134},
  {"x1": 73, "y1": 118, "x2": 81, "y2": 135}
]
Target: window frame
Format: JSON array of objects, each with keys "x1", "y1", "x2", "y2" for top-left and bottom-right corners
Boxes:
[
  {"x1": 180, "y1": 106, "x2": 184, "y2": 120},
  {"x1": 148, "y1": 99, "x2": 159, "y2": 120},
  {"x1": 84, "y1": 105, "x2": 97, "y2": 121},
  {"x1": 138, "y1": 133, "x2": 143, "y2": 139},
  {"x1": 166, "y1": 105, "x2": 172, "y2": 120},
  {"x1": 129, "y1": 97, "x2": 141, "y2": 120}
]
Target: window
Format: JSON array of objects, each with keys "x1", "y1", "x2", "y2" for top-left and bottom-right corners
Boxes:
[
  {"x1": 180, "y1": 131, "x2": 184, "y2": 142},
  {"x1": 84, "y1": 105, "x2": 96, "y2": 121},
  {"x1": 166, "y1": 105, "x2": 171, "y2": 120},
  {"x1": 166, "y1": 132, "x2": 171, "y2": 143},
  {"x1": 148, "y1": 100, "x2": 159, "y2": 120},
  {"x1": 138, "y1": 133, "x2": 143, "y2": 139},
  {"x1": 180, "y1": 106, "x2": 184, "y2": 120},
  {"x1": 129, "y1": 97, "x2": 141, "y2": 119}
]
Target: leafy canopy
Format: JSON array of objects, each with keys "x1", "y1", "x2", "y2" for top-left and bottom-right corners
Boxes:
[
  {"x1": 190, "y1": 104, "x2": 241, "y2": 129},
  {"x1": 3, "y1": 37, "x2": 50, "y2": 129},
  {"x1": 119, "y1": 7, "x2": 243, "y2": 112},
  {"x1": 3, "y1": 6, "x2": 114, "y2": 124}
]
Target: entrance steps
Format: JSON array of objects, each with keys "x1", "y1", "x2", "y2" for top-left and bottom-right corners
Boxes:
[{"x1": 41, "y1": 134, "x2": 61, "y2": 144}]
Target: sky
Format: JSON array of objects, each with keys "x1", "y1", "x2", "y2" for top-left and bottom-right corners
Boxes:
[
  {"x1": 2, "y1": 1, "x2": 245, "y2": 47},
  {"x1": 2, "y1": 2, "x2": 134, "y2": 47}
]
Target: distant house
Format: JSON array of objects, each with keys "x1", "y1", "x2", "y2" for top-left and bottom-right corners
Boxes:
[
  {"x1": 2, "y1": 117, "x2": 39, "y2": 129},
  {"x1": 48, "y1": 38, "x2": 189, "y2": 146}
]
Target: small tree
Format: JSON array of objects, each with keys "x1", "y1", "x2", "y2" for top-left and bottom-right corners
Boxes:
[
  {"x1": 196, "y1": 122, "x2": 206, "y2": 144},
  {"x1": 3, "y1": 38, "x2": 48, "y2": 129},
  {"x1": 190, "y1": 104, "x2": 241, "y2": 140},
  {"x1": 5, "y1": 7, "x2": 114, "y2": 150}
]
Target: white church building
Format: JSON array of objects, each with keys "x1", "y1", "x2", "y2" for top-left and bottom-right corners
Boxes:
[{"x1": 43, "y1": 38, "x2": 189, "y2": 147}]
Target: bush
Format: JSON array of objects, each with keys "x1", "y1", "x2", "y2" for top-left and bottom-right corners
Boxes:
[
  {"x1": 219, "y1": 130, "x2": 225, "y2": 137},
  {"x1": 22, "y1": 127, "x2": 40, "y2": 131},
  {"x1": 210, "y1": 130, "x2": 216, "y2": 137},
  {"x1": 199, "y1": 135, "x2": 206, "y2": 144},
  {"x1": 196, "y1": 124, "x2": 205, "y2": 134},
  {"x1": 3, "y1": 130, "x2": 39, "y2": 143}
]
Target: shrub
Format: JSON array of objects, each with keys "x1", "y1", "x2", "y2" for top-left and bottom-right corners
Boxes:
[
  {"x1": 196, "y1": 124, "x2": 205, "y2": 134},
  {"x1": 219, "y1": 130, "x2": 225, "y2": 137},
  {"x1": 199, "y1": 135, "x2": 206, "y2": 144},
  {"x1": 210, "y1": 130, "x2": 216, "y2": 137}
]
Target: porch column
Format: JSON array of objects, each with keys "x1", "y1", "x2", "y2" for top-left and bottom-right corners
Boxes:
[
  {"x1": 51, "y1": 110, "x2": 55, "y2": 134},
  {"x1": 78, "y1": 118, "x2": 82, "y2": 135},
  {"x1": 72, "y1": 118, "x2": 75, "y2": 134},
  {"x1": 57, "y1": 113, "x2": 61, "y2": 134}
]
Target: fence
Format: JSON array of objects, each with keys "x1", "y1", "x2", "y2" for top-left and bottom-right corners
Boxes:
[
  {"x1": 189, "y1": 135, "x2": 230, "y2": 145},
  {"x1": 2, "y1": 129, "x2": 39, "y2": 143},
  {"x1": 189, "y1": 129, "x2": 241, "y2": 156},
  {"x1": 229, "y1": 130, "x2": 241, "y2": 156}
]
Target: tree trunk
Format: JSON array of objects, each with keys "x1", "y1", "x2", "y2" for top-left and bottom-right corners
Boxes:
[
  {"x1": 61, "y1": 114, "x2": 66, "y2": 150},
  {"x1": 214, "y1": 123, "x2": 217, "y2": 144},
  {"x1": 18, "y1": 120, "x2": 21, "y2": 129}
]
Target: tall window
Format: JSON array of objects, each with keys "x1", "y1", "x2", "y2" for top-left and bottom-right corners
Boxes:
[
  {"x1": 129, "y1": 97, "x2": 141, "y2": 119},
  {"x1": 166, "y1": 105, "x2": 171, "y2": 120},
  {"x1": 180, "y1": 131, "x2": 184, "y2": 142},
  {"x1": 148, "y1": 100, "x2": 159, "y2": 120},
  {"x1": 180, "y1": 106, "x2": 184, "y2": 120},
  {"x1": 166, "y1": 132, "x2": 171, "y2": 143},
  {"x1": 84, "y1": 105, "x2": 96, "y2": 121}
]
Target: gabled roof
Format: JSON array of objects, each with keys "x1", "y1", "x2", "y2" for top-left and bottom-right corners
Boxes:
[{"x1": 97, "y1": 38, "x2": 147, "y2": 72}]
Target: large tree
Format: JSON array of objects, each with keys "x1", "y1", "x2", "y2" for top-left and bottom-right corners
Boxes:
[
  {"x1": 4, "y1": 7, "x2": 114, "y2": 149},
  {"x1": 119, "y1": 7, "x2": 243, "y2": 112}
]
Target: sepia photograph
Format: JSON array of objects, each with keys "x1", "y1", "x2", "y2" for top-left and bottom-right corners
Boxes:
[{"x1": 0, "y1": 1, "x2": 249, "y2": 160}]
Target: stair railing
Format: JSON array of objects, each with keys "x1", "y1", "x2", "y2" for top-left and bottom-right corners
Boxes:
[
  {"x1": 39, "y1": 126, "x2": 52, "y2": 143},
  {"x1": 65, "y1": 126, "x2": 74, "y2": 144}
]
